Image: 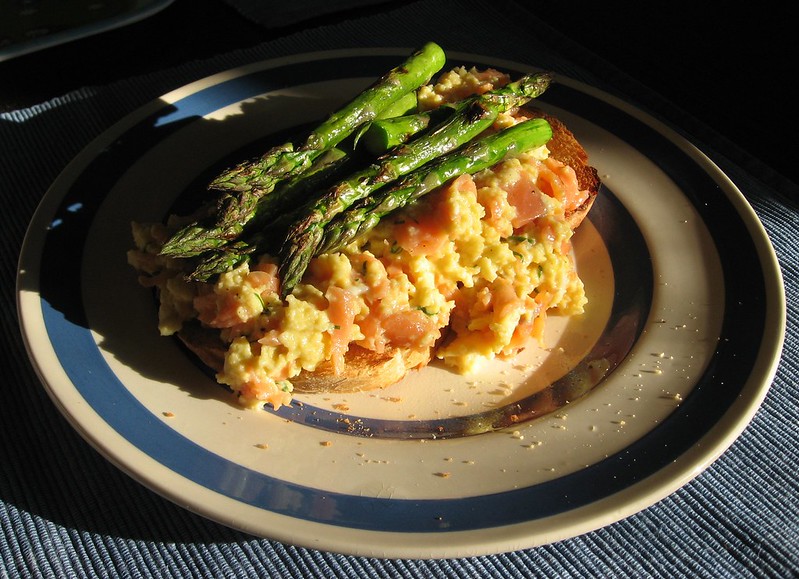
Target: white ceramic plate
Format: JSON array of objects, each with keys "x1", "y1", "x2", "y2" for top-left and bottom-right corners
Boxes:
[{"x1": 16, "y1": 49, "x2": 785, "y2": 559}]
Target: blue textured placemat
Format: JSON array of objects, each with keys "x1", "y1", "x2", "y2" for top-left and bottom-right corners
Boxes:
[{"x1": 1, "y1": 0, "x2": 796, "y2": 576}]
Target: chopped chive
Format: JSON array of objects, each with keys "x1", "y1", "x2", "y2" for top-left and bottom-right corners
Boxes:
[{"x1": 254, "y1": 292, "x2": 266, "y2": 310}]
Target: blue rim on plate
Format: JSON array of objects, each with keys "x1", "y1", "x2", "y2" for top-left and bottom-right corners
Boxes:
[{"x1": 17, "y1": 50, "x2": 785, "y2": 557}]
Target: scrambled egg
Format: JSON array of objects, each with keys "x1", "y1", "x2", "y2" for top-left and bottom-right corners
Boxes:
[{"x1": 128, "y1": 67, "x2": 588, "y2": 410}]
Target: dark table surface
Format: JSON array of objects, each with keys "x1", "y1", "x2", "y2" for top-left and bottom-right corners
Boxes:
[
  {"x1": 1, "y1": 0, "x2": 796, "y2": 189},
  {"x1": 1, "y1": 1, "x2": 796, "y2": 576}
]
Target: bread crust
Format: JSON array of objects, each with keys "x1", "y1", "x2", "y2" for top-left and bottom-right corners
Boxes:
[
  {"x1": 524, "y1": 109, "x2": 600, "y2": 229},
  {"x1": 176, "y1": 112, "x2": 600, "y2": 396},
  {"x1": 291, "y1": 345, "x2": 431, "y2": 393},
  {"x1": 177, "y1": 320, "x2": 432, "y2": 394}
]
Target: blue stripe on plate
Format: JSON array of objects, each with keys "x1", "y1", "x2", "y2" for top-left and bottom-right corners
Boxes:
[
  {"x1": 36, "y1": 53, "x2": 767, "y2": 532},
  {"x1": 154, "y1": 58, "x2": 369, "y2": 127}
]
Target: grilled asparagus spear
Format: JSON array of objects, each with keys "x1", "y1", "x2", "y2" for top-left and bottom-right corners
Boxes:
[
  {"x1": 277, "y1": 72, "x2": 553, "y2": 296},
  {"x1": 357, "y1": 112, "x2": 433, "y2": 155},
  {"x1": 320, "y1": 118, "x2": 554, "y2": 254},
  {"x1": 159, "y1": 42, "x2": 447, "y2": 258},
  {"x1": 185, "y1": 110, "x2": 441, "y2": 281}
]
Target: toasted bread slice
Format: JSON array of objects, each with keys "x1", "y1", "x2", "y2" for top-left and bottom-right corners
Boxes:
[
  {"x1": 524, "y1": 109, "x2": 600, "y2": 229},
  {"x1": 176, "y1": 320, "x2": 227, "y2": 375},
  {"x1": 292, "y1": 345, "x2": 432, "y2": 393},
  {"x1": 177, "y1": 320, "x2": 431, "y2": 394},
  {"x1": 176, "y1": 112, "x2": 600, "y2": 396}
]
